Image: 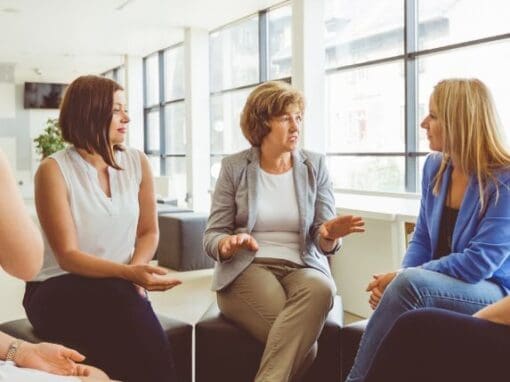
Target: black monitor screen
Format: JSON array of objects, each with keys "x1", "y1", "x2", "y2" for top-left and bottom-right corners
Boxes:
[{"x1": 24, "y1": 82, "x2": 67, "y2": 109}]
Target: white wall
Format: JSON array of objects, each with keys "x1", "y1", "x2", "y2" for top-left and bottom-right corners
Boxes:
[
  {"x1": 332, "y1": 193, "x2": 419, "y2": 317},
  {"x1": 124, "y1": 55, "x2": 145, "y2": 151},
  {"x1": 292, "y1": 0, "x2": 326, "y2": 153},
  {"x1": 332, "y1": 218, "x2": 402, "y2": 318},
  {"x1": 0, "y1": 83, "x2": 58, "y2": 197},
  {"x1": 185, "y1": 28, "x2": 211, "y2": 212}
]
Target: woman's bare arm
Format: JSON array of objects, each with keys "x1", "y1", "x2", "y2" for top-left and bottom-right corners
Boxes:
[
  {"x1": 130, "y1": 152, "x2": 159, "y2": 266},
  {"x1": 473, "y1": 295, "x2": 510, "y2": 326},
  {"x1": 35, "y1": 158, "x2": 129, "y2": 278},
  {"x1": 0, "y1": 150, "x2": 43, "y2": 280},
  {"x1": 35, "y1": 157, "x2": 179, "y2": 291}
]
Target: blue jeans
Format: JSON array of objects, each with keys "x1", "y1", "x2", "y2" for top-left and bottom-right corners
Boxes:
[{"x1": 345, "y1": 268, "x2": 506, "y2": 382}]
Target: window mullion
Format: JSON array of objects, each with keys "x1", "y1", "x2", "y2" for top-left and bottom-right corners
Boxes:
[
  {"x1": 158, "y1": 50, "x2": 166, "y2": 175},
  {"x1": 143, "y1": 58, "x2": 149, "y2": 154},
  {"x1": 405, "y1": 0, "x2": 418, "y2": 192},
  {"x1": 259, "y1": 9, "x2": 269, "y2": 83}
]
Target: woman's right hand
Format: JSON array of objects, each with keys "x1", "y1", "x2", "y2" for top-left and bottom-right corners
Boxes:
[
  {"x1": 123, "y1": 264, "x2": 181, "y2": 291},
  {"x1": 218, "y1": 233, "x2": 259, "y2": 260}
]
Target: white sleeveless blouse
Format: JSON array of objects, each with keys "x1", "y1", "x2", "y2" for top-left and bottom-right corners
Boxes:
[{"x1": 34, "y1": 146, "x2": 142, "y2": 281}]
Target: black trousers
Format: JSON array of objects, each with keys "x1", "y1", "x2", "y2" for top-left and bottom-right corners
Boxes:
[
  {"x1": 23, "y1": 274, "x2": 178, "y2": 382},
  {"x1": 363, "y1": 308, "x2": 510, "y2": 382}
]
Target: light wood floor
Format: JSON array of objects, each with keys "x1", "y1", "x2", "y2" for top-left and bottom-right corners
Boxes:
[{"x1": 0, "y1": 266, "x2": 365, "y2": 326}]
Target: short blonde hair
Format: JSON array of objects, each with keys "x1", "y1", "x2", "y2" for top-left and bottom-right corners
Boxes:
[
  {"x1": 240, "y1": 81, "x2": 304, "y2": 147},
  {"x1": 432, "y1": 78, "x2": 510, "y2": 210}
]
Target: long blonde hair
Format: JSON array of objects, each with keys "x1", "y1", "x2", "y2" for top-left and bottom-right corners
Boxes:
[{"x1": 432, "y1": 78, "x2": 510, "y2": 210}]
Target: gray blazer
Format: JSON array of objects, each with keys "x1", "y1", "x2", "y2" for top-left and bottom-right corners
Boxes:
[{"x1": 203, "y1": 147, "x2": 340, "y2": 291}]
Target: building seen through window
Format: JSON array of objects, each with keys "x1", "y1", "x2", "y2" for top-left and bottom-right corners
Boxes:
[{"x1": 325, "y1": 0, "x2": 510, "y2": 193}]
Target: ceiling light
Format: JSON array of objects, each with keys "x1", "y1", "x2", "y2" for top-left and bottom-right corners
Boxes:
[
  {"x1": 115, "y1": 0, "x2": 135, "y2": 11},
  {"x1": 1, "y1": 7, "x2": 20, "y2": 14}
]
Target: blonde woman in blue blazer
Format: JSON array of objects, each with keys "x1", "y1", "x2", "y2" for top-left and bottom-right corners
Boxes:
[
  {"x1": 204, "y1": 81, "x2": 365, "y2": 382},
  {"x1": 347, "y1": 79, "x2": 510, "y2": 382}
]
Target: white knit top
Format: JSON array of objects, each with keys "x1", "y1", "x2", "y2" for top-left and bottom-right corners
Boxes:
[
  {"x1": 33, "y1": 146, "x2": 142, "y2": 281},
  {"x1": 252, "y1": 168, "x2": 304, "y2": 266}
]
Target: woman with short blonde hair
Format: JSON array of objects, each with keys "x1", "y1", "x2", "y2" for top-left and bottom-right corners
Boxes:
[
  {"x1": 240, "y1": 81, "x2": 305, "y2": 147},
  {"x1": 205, "y1": 80, "x2": 364, "y2": 381}
]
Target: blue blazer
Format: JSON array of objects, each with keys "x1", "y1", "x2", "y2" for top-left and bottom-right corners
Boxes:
[
  {"x1": 203, "y1": 148, "x2": 339, "y2": 291},
  {"x1": 403, "y1": 153, "x2": 510, "y2": 292}
]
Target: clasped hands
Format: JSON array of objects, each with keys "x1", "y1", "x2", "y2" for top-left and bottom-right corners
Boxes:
[{"x1": 366, "y1": 271, "x2": 398, "y2": 310}]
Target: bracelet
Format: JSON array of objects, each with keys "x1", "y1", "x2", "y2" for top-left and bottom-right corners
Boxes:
[{"x1": 5, "y1": 339, "x2": 23, "y2": 364}]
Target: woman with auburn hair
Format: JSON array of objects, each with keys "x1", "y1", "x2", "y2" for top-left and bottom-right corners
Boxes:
[
  {"x1": 346, "y1": 78, "x2": 510, "y2": 382},
  {"x1": 23, "y1": 75, "x2": 181, "y2": 382},
  {"x1": 204, "y1": 80, "x2": 365, "y2": 382}
]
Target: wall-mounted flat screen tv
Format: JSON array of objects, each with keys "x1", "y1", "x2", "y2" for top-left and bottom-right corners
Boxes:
[{"x1": 24, "y1": 82, "x2": 68, "y2": 109}]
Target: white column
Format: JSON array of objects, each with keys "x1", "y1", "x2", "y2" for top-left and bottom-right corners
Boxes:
[
  {"x1": 184, "y1": 28, "x2": 210, "y2": 212},
  {"x1": 292, "y1": 0, "x2": 326, "y2": 153},
  {"x1": 0, "y1": 63, "x2": 15, "y2": 119},
  {"x1": 124, "y1": 55, "x2": 144, "y2": 151}
]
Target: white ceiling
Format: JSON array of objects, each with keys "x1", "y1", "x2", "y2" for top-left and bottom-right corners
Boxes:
[{"x1": 0, "y1": 0, "x2": 284, "y2": 83}]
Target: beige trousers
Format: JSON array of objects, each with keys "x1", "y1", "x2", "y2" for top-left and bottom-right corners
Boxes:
[{"x1": 217, "y1": 258, "x2": 335, "y2": 382}]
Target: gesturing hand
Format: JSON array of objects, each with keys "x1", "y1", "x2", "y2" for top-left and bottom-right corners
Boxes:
[
  {"x1": 16, "y1": 342, "x2": 87, "y2": 376},
  {"x1": 124, "y1": 264, "x2": 182, "y2": 291},
  {"x1": 320, "y1": 215, "x2": 365, "y2": 240},
  {"x1": 218, "y1": 233, "x2": 259, "y2": 260},
  {"x1": 366, "y1": 271, "x2": 398, "y2": 310}
]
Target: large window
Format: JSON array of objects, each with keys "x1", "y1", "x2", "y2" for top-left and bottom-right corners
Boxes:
[
  {"x1": 143, "y1": 44, "x2": 187, "y2": 205},
  {"x1": 325, "y1": 0, "x2": 510, "y2": 193},
  {"x1": 209, "y1": 3, "x2": 292, "y2": 187},
  {"x1": 102, "y1": 65, "x2": 125, "y2": 88}
]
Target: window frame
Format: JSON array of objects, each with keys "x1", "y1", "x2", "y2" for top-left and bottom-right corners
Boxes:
[
  {"x1": 101, "y1": 65, "x2": 125, "y2": 86},
  {"x1": 325, "y1": 0, "x2": 510, "y2": 193},
  {"x1": 209, "y1": 2, "x2": 292, "y2": 163},
  {"x1": 143, "y1": 43, "x2": 186, "y2": 176}
]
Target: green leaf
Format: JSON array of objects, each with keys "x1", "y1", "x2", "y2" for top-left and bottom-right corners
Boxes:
[{"x1": 33, "y1": 118, "x2": 66, "y2": 158}]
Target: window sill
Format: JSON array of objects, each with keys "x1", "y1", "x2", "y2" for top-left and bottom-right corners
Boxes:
[{"x1": 335, "y1": 191, "x2": 420, "y2": 222}]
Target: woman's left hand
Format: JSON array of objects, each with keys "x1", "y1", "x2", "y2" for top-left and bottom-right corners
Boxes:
[
  {"x1": 16, "y1": 342, "x2": 87, "y2": 376},
  {"x1": 320, "y1": 215, "x2": 365, "y2": 240}
]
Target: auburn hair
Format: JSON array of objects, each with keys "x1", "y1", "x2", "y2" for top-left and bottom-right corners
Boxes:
[{"x1": 59, "y1": 75, "x2": 124, "y2": 169}]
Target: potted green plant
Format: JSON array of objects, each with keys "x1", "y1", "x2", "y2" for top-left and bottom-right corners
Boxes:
[{"x1": 34, "y1": 118, "x2": 66, "y2": 158}]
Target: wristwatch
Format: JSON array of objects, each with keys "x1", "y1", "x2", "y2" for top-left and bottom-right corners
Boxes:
[{"x1": 5, "y1": 339, "x2": 23, "y2": 364}]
